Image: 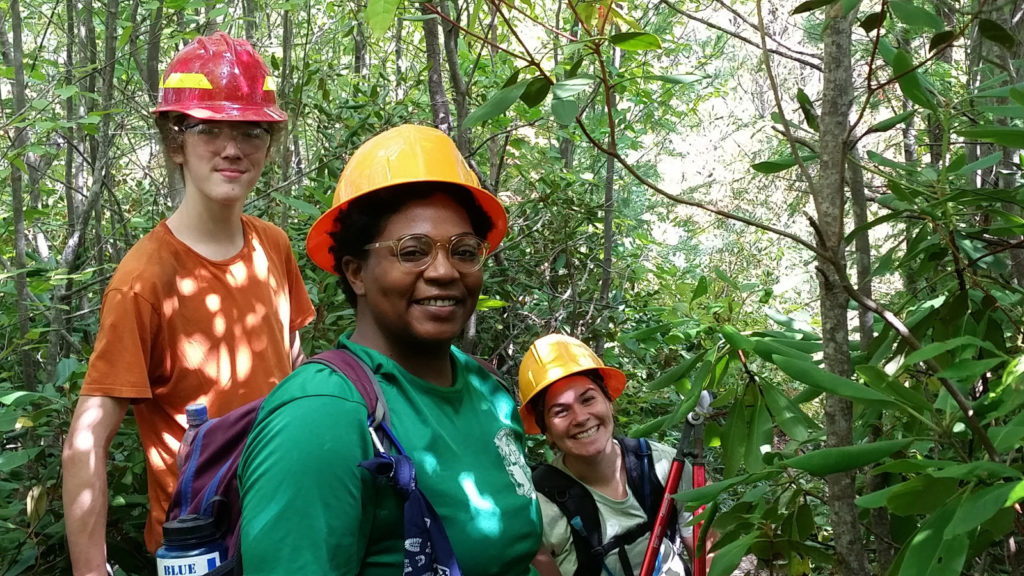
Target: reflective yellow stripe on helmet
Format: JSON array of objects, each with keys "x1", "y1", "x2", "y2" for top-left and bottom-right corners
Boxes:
[
  {"x1": 160, "y1": 73, "x2": 213, "y2": 89},
  {"x1": 263, "y1": 77, "x2": 277, "y2": 91}
]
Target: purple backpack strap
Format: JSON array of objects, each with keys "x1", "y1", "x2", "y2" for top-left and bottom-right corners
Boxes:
[{"x1": 306, "y1": 349, "x2": 390, "y2": 428}]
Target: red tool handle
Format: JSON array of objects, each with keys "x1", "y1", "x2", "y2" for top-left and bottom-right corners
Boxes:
[
  {"x1": 692, "y1": 465, "x2": 707, "y2": 576},
  {"x1": 639, "y1": 460, "x2": 684, "y2": 576}
]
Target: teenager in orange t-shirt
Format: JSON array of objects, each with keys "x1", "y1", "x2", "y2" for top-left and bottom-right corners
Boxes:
[{"x1": 61, "y1": 32, "x2": 315, "y2": 576}]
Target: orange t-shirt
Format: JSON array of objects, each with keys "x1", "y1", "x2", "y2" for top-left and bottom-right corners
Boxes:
[{"x1": 80, "y1": 215, "x2": 316, "y2": 552}]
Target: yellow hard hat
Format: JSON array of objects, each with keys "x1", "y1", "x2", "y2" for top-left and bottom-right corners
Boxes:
[
  {"x1": 518, "y1": 334, "x2": 626, "y2": 435},
  {"x1": 306, "y1": 124, "x2": 508, "y2": 275}
]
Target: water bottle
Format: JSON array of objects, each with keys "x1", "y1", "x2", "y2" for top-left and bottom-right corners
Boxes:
[
  {"x1": 177, "y1": 403, "x2": 208, "y2": 470},
  {"x1": 155, "y1": 514, "x2": 226, "y2": 575}
]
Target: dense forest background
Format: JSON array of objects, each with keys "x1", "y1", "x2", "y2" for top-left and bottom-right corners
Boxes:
[{"x1": 4, "y1": 0, "x2": 1024, "y2": 573}]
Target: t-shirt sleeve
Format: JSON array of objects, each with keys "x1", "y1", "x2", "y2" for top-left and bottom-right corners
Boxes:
[
  {"x1": 284, "y1": 243, "x2": 315, "y2": 332},
  {"x1": 238, "y1": 366, "x2": 374, "y2": 575},
  {"x1": 80, "y1": 287, "x2": 158, "y2": 399},
  {"x1": 537, "y1": 491, "x2": 576, "y2": 573}
]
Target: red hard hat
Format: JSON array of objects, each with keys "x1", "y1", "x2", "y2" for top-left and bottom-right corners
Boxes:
[{"x1": 152, "y1": 31, "x2": 287, "y2": 122}]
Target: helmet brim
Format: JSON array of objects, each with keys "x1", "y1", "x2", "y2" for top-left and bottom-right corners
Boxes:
[
  {"x1": 151, "y1": 103, "x2": 288, "y2": 123},
  {"x1": 306, "y1": 180, "x2": 508, "y2": 275}
]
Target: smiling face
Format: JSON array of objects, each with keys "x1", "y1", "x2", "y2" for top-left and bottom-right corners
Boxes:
[
  {"x1": 542, "y1": 374, "x2": 616, "y2": 459},
  {"x1": 342, "y1": 193, "x2": 484, "y2": 355},
  {"x1": 172, "y1": 120, "x2": 270, "y2": 208}
]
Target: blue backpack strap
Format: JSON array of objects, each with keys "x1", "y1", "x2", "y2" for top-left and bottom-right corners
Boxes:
[
  {"x1": 306, "y1": 348, "x2": 463, "y2": 576},
  {"x1": 619, "y1": 437, "x2": 676, "y2": 542}
]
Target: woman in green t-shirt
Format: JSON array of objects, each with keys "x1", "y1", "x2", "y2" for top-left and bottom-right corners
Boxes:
[{"x1": 238, "y1": 125, "x2": 544, "y2": 575}]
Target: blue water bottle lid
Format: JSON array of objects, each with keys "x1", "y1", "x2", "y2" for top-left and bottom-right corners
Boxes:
[{"x1": 185, "y1": 403, "x2": 208, "y2": 427}]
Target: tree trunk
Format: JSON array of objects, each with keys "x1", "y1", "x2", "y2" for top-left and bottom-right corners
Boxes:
[
  {"x1": 242, "y1": 0, "x2": 256, "y2": 42},
  {"x1": 438, "y1": 0, "x2": 469, "y2": 153},
  {"x1": 816, "y1": 6, "x2": 871, "y2": 575},
  {"x1": 1, "y1": 0, "x2": 38, "y2": 389},
  {"x1": 420, "y1": 1, "x2": 453, "y2": 133},
  {"x1": 593, "y1": 44, "x2": 621, "y2": 356},
  {"x1": 277, "y1": 8, "x2": 295, "y2": 231}
]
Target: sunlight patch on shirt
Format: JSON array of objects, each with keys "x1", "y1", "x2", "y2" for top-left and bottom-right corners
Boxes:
[{"x1": 459, "y1": 472, "x2": 501, "y2": 537}]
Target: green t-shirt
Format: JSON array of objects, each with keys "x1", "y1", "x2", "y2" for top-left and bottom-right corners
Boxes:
[{"x1": 238, "y1": 336, "x2": 542, "y2": 575}]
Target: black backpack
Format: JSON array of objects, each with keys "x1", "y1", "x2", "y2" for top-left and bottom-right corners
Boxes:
[{"x1": 532, "y1": 437, "x2": 678, "y2": 576}]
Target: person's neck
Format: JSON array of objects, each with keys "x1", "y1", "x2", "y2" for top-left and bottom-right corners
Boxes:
[
  {"x1": 563, "y1": 439, "x2": 626, "y2": 499},
  {"x1": 166, "y1": 195, "x2": 246, "y2": 260},
  {"x1": 349, "y1": 327, "x2": 454, "y2": 387}
]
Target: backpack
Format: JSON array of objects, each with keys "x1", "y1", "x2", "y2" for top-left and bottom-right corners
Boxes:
[
  {"x1": 533, "y1": 437, "x2": 679, "y2": 576},
  {"x1": 166, "y1": 348, "x2": 470, "y2": 576}
]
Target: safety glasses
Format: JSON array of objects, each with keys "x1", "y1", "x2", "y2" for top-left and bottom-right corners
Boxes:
[{"x1": 180, "y1": 122, "x2": 271, "y2": 155}]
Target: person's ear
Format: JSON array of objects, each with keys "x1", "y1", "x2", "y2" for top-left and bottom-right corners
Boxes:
[{"x1": 341, "y1": 255, "x2": 367, "y2": 297}]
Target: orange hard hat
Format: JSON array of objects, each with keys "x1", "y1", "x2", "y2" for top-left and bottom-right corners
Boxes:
[
  {"x1": 518, "y1": 334, "x2": 626, "y2": 435},
  {"x1": 306, "y1": 124, "x2": 508, "y2": 275},
  {"x1": 152, "y1": 31, "x2": 286, "y2": 122}
]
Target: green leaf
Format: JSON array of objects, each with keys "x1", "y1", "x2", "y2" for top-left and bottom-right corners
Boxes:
[
  {"x1": 761, "y1": 381, "x2": 815, "y2": 441},
  {"x1": 722, "y1": 398, "x2": 748, "y2": 477},
  {"x1": 990, "y1": 425, "x2": 1024, "y2": 453},
  {"x1": 465, "y1": 80, "x2": 530, "y2": 128},
  {"x1": 519, "y1": 77, "x2": 551, "y2": 108},
  {"x1": 930, "y1": 30, "x2": 956, "y2": 52},
  {"x1": 978, "y1": 18, "x2": 1016, "y2": 51},
  {"x1": 707, "y1": 532, "x2": 759, "y2": 576},
  {"x1": 904, "y1": 335, "x2": 1003, "y2": 366},
  {"x1": 865, "y1": 110, "x2": 914, "y2": 134},
  {"x1": 720, "y1": 325, "x2": 753, "y2": 352},
  {"x1": 745, "y1": 398, "x2": 772, "y2": 472},
  {"x1": 552, "y1": 98, "x2": 579, "y2": 124},
  {"x1": 1010, "y1": 86, "x2": 1024, "y2": 106},
  {"x1": 365, "y1": 0, "x2": 401, "y2": 37},
  {"x1": 887, "y1": 476, "x2": 960, "y2": 515},
  {"x1": 892, "y1": 49, "x2": 937, "y2": 111},
  {"x1": 859, "y1": 11, "x2": 886, "y2": 33},
  {"x1": 867, "y1": 149, "x2": 916, "y2": 172},
  {"x1": 773, "y1": 356, "x2": 896, "y2": 405},
  {"x1": 934, "y1": 357, "x2": 1004, "y2": 381},
  {"x1": 857, "y1": 365, "x2": 933, "y2": 412},
  {"x1": 648, "y1": 353, "x2": 702, "y2": 391},
  {"x1": 897, "y1": 499, "x2": 968, "y2": 576},
  {"x1": 781, "y1": 439, "x2": 913, "y2": 476},
  {"x1": 0, "y1": 448, "x2": 41, "y2": 472},
  {"x1": 273, "y1": 193, "x2": 321, "y2": 218},
  {"x1": 608, "y1": 32, "x2": 662, "y2": 51},
  {"x1": 931, "y1": 461, "x2": 1022, "y2": 481},
  {"x1": 552, "y1": 74, "x2": 597, "y2": 99},
  {"x1": 945, "y1": 482, "x2": 1024, "y2": 537},
  {"x1": 751, "y1": 153, "x2": 818, "y2": 174},
  {"x1": 951, "y1": 151, "x2": 1002, "y2": 176},
  {"x1": 796, "y1": 88, "x2": 819, "y2": 132},
  {"x1": 475, "y1": 296, "x2": 509, "y2": 310},
  {"x1": 648, "y1": 74, "x2": 703, "y2": 85},
  {"x1": 691, "y1": 276, "x2": 708, "y2": 302},
  {"x1": 957, "y1": 125, "x2": 1024, "y2": 148},
  {"x1": 888, "y1": 1, "x2": 945, "y2": 31},
  {"x1": 791, "y1": 0, "x2": 835, "y2": 15}
]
